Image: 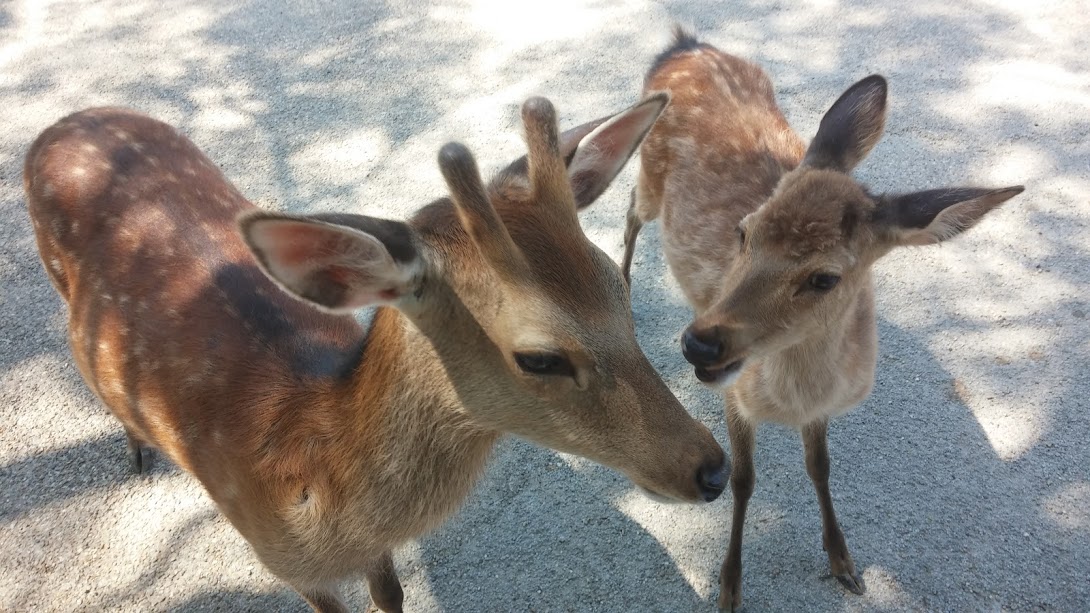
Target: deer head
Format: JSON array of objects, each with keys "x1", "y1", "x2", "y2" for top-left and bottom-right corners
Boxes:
[
  {"x1": 680, "y1": 76, "x2": 1024, "y2": 386},
  {"x1": 242, "y1": 94, "x2": 728, "y2": 503}
]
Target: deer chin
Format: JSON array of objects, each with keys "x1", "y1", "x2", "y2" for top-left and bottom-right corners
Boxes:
[
  {"x1": 694, "y1": 358, "x2": 744, "y2": 389},
  {"x1": 636, "y1": 485, "x2": 687, "y2": 505}
]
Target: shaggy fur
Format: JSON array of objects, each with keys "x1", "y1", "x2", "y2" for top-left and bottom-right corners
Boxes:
[{"x1": 623, "y1": 28, "x2": 1022, "y2": 611}]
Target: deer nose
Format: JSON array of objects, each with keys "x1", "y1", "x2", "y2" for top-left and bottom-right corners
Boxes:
[
  {"x1": 681, "y1": 327, "x2": 723, "y2": 366},
  {"x1": 696, "y1": 458, "x2": 727, "y2": 502}
]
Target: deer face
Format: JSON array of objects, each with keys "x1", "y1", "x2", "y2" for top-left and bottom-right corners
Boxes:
[
  {"x1": 681, "y1": 75, "x2": 1023, "y2": 388},
  {"x1": 243, "y1": 95, "x2": 728, "y2": 503},
  {"x1": 682, "y1": 168, "x2": 879, "y2": 387}
]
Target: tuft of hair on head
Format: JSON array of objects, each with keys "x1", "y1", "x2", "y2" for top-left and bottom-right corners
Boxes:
[{"x1": 648, "y1": 24, "x2": 707, "y2": 81}]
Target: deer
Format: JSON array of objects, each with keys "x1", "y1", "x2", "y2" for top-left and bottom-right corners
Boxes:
[
  {"x1": 24, "y1": 93, "x2": 729, "y2": 612},
  {"x1": 621, "y1": 28, "x2": 1024, "y2": 611}
]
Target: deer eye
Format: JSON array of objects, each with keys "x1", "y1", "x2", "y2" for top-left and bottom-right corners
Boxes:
[
  {"x1": 514, "y1": 351, "x2": 574, "y2": 377},
  {"x1": 808, "y1": 273, "x2": 841, "y2": 292},
  {"x1": 736, "y1": 226, "x2": 746, "y2": 250}
]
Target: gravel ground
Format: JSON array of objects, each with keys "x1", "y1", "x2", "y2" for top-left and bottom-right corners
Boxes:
[{"x1": 1, "y1": 1, "x2": 1087, "y2": 611}]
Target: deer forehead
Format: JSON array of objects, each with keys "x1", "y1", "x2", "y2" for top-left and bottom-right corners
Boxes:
[
  {"x1": 498, "y1": 281, "x2": 632, "y2": 351},
  {"x1": 492, "y1": 201, "x2": 624, "y2": 315},
  {"x1": 751, "y1": 169, "x2": 874, "y2": 259}
]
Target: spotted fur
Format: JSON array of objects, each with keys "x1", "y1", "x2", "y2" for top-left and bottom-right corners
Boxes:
[
  {"x1": 622, "y1": 28, "x2": 1023, "y2": 610},
  {"x1": 26, "y1": 100, "x2": 726, "y2": 612}
]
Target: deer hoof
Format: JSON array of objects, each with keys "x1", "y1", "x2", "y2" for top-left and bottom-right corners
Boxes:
[
  {"x1": 836, "y1": 570, "x2": 866, "y2": 595},
  {"x1": 127, "y1": 445, "x2": 153, "y2": 474},
  {"x1": 716, "y1": 582, "x2": 743, "y2": 611}
]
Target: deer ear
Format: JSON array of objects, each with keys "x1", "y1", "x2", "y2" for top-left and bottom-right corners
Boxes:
[
  {"x1": 803, "y1": 75, "x2": 888, "y2": 172},
  {"x1": 239, "y1": 212, "x2": 422, "y2": 313},
  {"x1": 565, "y1": 92, "x2": 670, "y2": 208},
  {"x1": 874, "y1": 186, "x2": 1024, "y2": 247}
]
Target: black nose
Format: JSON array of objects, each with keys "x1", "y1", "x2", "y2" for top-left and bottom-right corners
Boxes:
[
  {"x1": 682, "y1": 327, "x2": 723, "y2": 366},
  {"x1": 697, "y1": 459, "x2": 727, "y2": 502}
]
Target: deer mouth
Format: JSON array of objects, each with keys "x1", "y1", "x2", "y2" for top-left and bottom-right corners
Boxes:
[
  {"x1": 693, "y1": 359, "x2": 744, "y2": 388},
  {"x1": 636, "y1": 485, "x2": 685, "y2": 504}
]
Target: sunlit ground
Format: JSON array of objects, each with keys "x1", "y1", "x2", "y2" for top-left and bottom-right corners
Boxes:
[{"x1": 1, "y1": 0, "x2": 1087, "y2": 610}]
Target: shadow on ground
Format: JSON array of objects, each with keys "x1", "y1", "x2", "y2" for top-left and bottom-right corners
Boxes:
[{"x1": 0, "y1": 0, "x2": 1086, "y2": 610}]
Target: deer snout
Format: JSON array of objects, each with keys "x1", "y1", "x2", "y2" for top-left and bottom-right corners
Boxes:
[
  {"x1": 697, "y1": 457, "x2": 727, "y2": 502},
  {"x1": 681, "y1": 326, "x2": 724, "y2": 366},
  {"x1": 681, "y1": 324, "x2": 745, "y2": 388}
]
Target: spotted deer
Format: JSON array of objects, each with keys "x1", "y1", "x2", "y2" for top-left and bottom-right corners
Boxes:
[
  {"x1": 622, "y1": 29, "x2": 1023, "y2": 610},
  {"x1": 25, "y1": 94, "x2": 728, "y2": 612}
]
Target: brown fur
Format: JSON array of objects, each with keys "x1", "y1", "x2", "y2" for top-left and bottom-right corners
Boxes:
[
  {"x1": 624, "y1": 28, "x2": 1023, "y2": 610},
  {"x1": 26, "y1": 100, "x2": 726, "y2": 612}
]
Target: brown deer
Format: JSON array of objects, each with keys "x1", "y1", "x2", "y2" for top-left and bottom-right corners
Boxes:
[
  {"x1": 622, "y1": 28, "x2": 1023, "y2": 611},
  {"x1": 24, "y1": 94, "x2": 728, "y2": 612}
]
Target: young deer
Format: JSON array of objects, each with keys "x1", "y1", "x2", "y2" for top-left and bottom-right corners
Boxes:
[
  {"x1": 25, "y1": 95, "x2": 728, "y2": 612},
  {"x1": 622, "y1": 29, "x2": 1023, "y2": 610}
]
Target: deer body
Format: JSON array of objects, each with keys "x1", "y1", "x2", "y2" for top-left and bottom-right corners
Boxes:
[
  {"x1": 623, "y1": 29, "x2": 1022, "y2": 610},
  {"x1": 27, "y1": 98, "x2": 726, "y2": 612}
]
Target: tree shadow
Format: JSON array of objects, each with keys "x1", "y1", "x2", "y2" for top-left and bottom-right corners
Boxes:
[
  {"x1": 172, "y1": 589, "x2": 309, "y2": 613},
  {"x1": 412, "y1": 440, "x2": 709, "y2": 611},
  {"x1": 0, "y1": 0, "x2": 1087, "y2": 611},
  {"x1": 0, "y1": 431, "x2": 179, "y2": 525}
]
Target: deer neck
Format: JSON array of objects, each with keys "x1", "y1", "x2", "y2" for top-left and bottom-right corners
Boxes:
[
  {"x1": 308, "y1": 302, "x2": 496, "y2": 550},
  {"x1": 326, "y1": 203, "x2": 549, "y2": 544},
  {"x1": 742, "y1": 275, "x2": 878, "y2": 424}
]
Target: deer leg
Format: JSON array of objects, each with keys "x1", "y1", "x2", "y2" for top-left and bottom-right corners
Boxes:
[
  {"x1": 621, "y1": 187, "x2": 644, "y2": 286},
  {"x1": 802, "y1": 419, "x2": 865, "y2": 595},
  {"x1": 123, "y1": 427, "x2": 151, "y2": 474},
  {"x1": 299, "y1": 587, "x2": 349, "y2": 613},
  {"x1": 365, "y1": 551, "x2": 404, "y2": 613},
  {"x1": 718, "y1": 401, "x2": 756, "y2": 612}
]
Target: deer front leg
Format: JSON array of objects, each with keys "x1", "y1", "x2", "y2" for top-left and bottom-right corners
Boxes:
[
  {"x1": 802, "y1": 419, "x2": 865, "y2": 595},
  {"x1": 621, "y1": 187, "x2": 644, "y2": 285},
  {"x1": 123, "y1": 427, "x2": 152, "y2": 474},
  {"x1": 365, "y1": 551, "x2": 404, "y2": 613},
  {"x1": 299, "y1": 587, "x2": 349, "y2": 613},
  {"x1": 718, "y1": 400, "x2": 756, "y2": 612}
]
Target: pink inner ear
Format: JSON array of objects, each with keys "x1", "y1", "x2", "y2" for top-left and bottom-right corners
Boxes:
[
  {"x1": 572, "y1": 99, "x2": 663, "y2": 171},
  {"x1": 325, "y1": 265, "x2": 351, "y2": 285},
  {"x1": 258, "y1": 221, "x2": 340, "y2": 268},
  {"x1": 594, "y1": 111, "x2": 648, "y2": 157}
]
